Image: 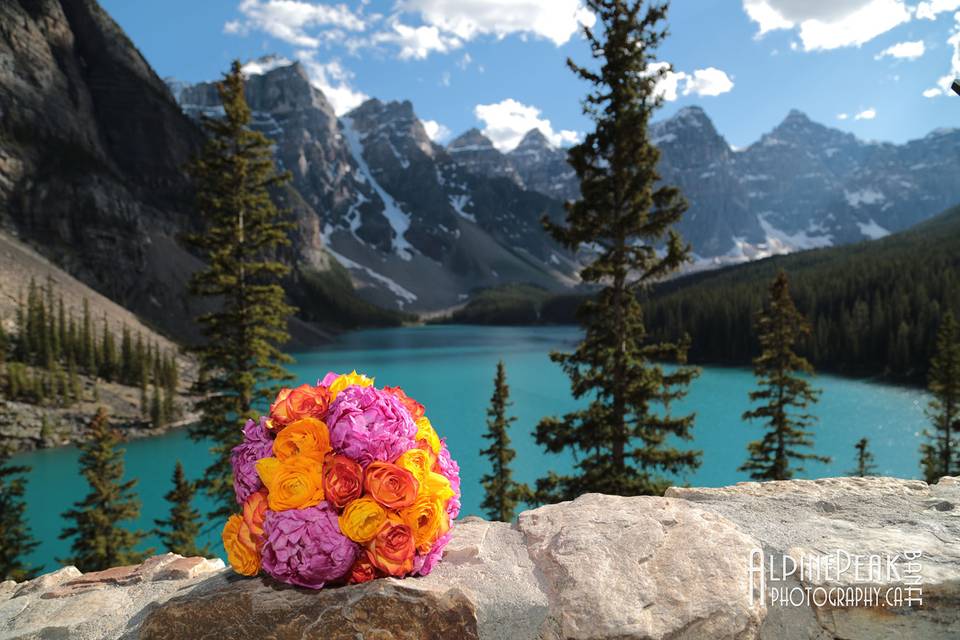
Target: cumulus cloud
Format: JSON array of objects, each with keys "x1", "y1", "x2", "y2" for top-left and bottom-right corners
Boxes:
[
  {"x1": 421, "y1": 119, "x2": 452, "y2": 142},
  {"x1": 225, "y1": 0, "x2": 365, "y2": 48},
  {"x1": 854, "y1": 107, "x2": 877, "y2": 120},
  {"x1": 647, "y1": 63, "x2": 735, "y2": 101},
  {"x1": 397, "y1": 0, "x2": 595, "y2": 46},
  {"x1": 742, "y1": 0, "x2": 912, "y2": 51},
  {"x1": 474, "y1": 99, "x2": 580, "y2": 151},
  {"x1": 923, "y1": 13, "x2": 960, "y2": 97},
  {"x1": 837, "y1": 112, "x2": 850, "y2": 120},
  {"x1": 874, "y1": 40, "x2": 926, "y2": 59},
  {"x1": 370, "y1": 20, "x2": 463, "y2": 60},
  {"x1": 296, "y1": 51, "x2": 368, "y2": 115},
  {"x1": 916, "y1": 0, "x2": 960, "y2": 20}
]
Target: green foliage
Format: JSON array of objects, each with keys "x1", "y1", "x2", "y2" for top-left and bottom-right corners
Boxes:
[
  {"x1": 154, "y1": 461, "x2": 209, "y2": 558},
  {"x1": 740, "y1": 272, "x2": 828, "y2": 481},
  {"x1": 850, "y1": 437, "x2": 877, "y2": 477},
  {"x1": 185, "y1": 61, "x2": 295, "y2": 518},
  {"x1": 535, "y1": 0, "x2": 700, "y2": 502},
  {"x1": 480, "y1": 361, "x2": 529, "y2": 521},
  {"x1": 0, "y1": 444, "x2": 40, "y2": 581},
  {"x1": 920, "y1": 311, "x2": 960, "y2": 482},
  {"x1": 645, "y1": 204, "x2": 960, "y2": 382},
  {"x1": 59, "y1": 408, "x2": 148, "y2": 572},
  {"x1": 448, "y1": 285, "x2": 551, "y2": 325}
]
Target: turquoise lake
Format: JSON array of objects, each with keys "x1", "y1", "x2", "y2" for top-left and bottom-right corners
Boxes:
[{"x1": 13, "y1": 325, "x2": 930, "y2": 571}]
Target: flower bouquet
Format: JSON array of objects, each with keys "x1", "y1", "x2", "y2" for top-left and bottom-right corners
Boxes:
[{"x1": 221, "y1": 371, "x2": 461, "y2": 588}]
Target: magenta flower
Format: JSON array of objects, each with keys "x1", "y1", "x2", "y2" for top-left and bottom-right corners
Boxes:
[
  {"x1": 413, "y1": 531, "x2": 452, "y2": 577},
  {"x1": 318, "y1": 371, "x2": 339, "y2": 387},
  {"x1": 325, "y1": 385, "x2": 417, "y2": 466},
  {"x1": 260, "y1": 502, "x2": 359, "y2": 589},
  {"x1": 436, "y1": 440, "x2": 461, "y2": 519},
  {"x1": 230, "y1": 416, "x2": 274, "y2": 505}
]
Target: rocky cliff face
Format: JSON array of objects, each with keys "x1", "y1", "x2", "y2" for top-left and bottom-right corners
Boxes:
[
  {"x1": 3, "y1": 477, "x2": 957, "y2": 640},
  {"x1": 174, "y1": 65, "x2": 578, "y2": 310}
]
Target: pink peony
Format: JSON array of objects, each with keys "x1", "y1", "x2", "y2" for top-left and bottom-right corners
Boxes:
[
  {"x1": 260, "y1": 502, "x2": 359, "y2": 589},
  {"x1": 413, "y1": 531, "x2": 452, "y2": 577},
  {"x1": 436, "y1": 440, "x2": 461, "y2": 519},
  {"x1": 325, "y1": 386, "x2": 417, "y2": 467},
  {"x1": 230, "y1": 417, "x2": 274, "y2": 505}
]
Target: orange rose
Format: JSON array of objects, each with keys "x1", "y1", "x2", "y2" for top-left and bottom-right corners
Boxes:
[
  {"x1": 242, "y1": 489, "x2": 269, "y2": 545},
  {"x1": 366, "y1": 516, "x2": 416, "y2": 577},
  {"x1": 322, "y1": 454, "x2": 364, "y2": 509},
  {"x1": 256, "y1": 455, "x2": 325, "y2": 511},
  {"x1": 222, "y1": 513, "x2": 260, "y2": 576},
  {"x1": 364, "y1": 461, "x2": 419, "y2": 510},
  {"x1": 400, "y1": 494, "x2": 450, "y2": 553},
  {"x1": 269, "y1": 384, "x2": 330, "y2": 429},
  {"x1": 384, "y1": 386, "x2": 425, "y2": 421},
  {"x1": 347, "y1": 554, "x2": 379, "y2": 584},
  {"x1": 339, "y1": 496, "x2": 388, "y2": 543},
  {"x1": 273, "y1": 417, "x2": 331, "y2": 463}
]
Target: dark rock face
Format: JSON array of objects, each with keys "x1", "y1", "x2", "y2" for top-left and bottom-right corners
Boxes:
[
  {"x1": 137, "y1": 576, "x2": 480, "y2": 640},
  {"x1": 507, "y1": 129, "x2": 578, "y2": 202},
  {"x1": 0, "y1": 0, "x2": 205, "y2": 340}
]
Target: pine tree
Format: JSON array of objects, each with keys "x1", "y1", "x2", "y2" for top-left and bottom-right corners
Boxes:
[
  {"x1": 186, "y1": 61, "x2": 295, "y2": 518},
  {"x1": 920, "y1": 311, "x2": 960, "y2": 483},
  {"x1": 0, "y1": 444, "x2": 40, "y2": 580},
  {"x1": 153, "y1": 461, "x2": 209, "y2": 557},
  {"x1": 850, "y1": 437, "x2": 877, "y2": 477},
  {"x1": 534, "y1": 1, "x2": 700, "y2": 501},
  {"x1": 480, "y1": 361, "x2": 529, "y2": 521},
  {"x1": 741, "y1": 271, "x2": 828, "y2": 480},
  {"x1": 59, "y1": 408, "x2": 147, "y2": 571},
  {"x1": 81, "y1": 299, "x2": 95, "y2": 374},
  {"x1": 150, "y1": 384, "x2": 163, "y2": 428},
  {"x1": 99, "y1": 316, "x2": 116, "y2": 381}
]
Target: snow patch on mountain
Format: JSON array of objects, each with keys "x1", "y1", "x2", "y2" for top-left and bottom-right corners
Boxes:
[
  {"x1": 857, "y1": 219, "x2": 890, "y2": 240},
  {"x1": 844, "y1": 188, "x2": 885, "y2": 208},
  {"x1": 449, "y1": 194, "x2": 475, "y2": 222},
  {"x1": 342, "y1": 116, "x2": 414, "y2": 260},
  {"x1": 326, "y1": 247, "x2": 418, "y2": 307}
]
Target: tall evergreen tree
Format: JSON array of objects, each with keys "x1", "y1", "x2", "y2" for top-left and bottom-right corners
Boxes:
[
  {"x1": 535, "y1": 0, "x2": 700, "y2": 501},
  {"x1": 480, "y1": 361, "x2": 528, "y2": 521},
  {"x1": 153, "y1": 461, "x2": 209, "y2": 557},
  {"x1": 920, "y1": 311, "x2": 960, "y2": 482},
  {"x1": 186, "y1": 61, "x2": 295, "y2": 517},
  {"x1": 741, "y1": 271, "x2": 828, "y2": 480},
  {"x1": 59, "y1": 408, "x2": 147, "y2": 571},
  {"x1": 0, "y1": 443, "x2": 40, "y2": 580},
  {"x1": 850, "y1": 437, "x2": 877, "y2": 477}
]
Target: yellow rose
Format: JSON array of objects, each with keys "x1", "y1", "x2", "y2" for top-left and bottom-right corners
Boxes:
[
  {"x1": 339, "y1": 496, "x2": 388, "y2": 543},
  {"x1": 400, "y1": 494, "x2": 450, "y2": 553},
  {"x1": 395, "y1": 447, "x2": 437, "y2": 485},
  {"x1": 415, "y1": 417, "x2": 441, "y2": 454},
  {"x1": 328, "y1": 370, "x2": 374, "y2": 398},
  {"x1": 222, "y1": 514, "x2": 260, "y2": 576},
  {"x1": 273, "y1": 417, "x2": 331, "y2": 463},
  {"x1": 256, "y1": 455, "x2": 325, "y2": 511},
  {"x1": 420, "y1": 470, "x2": 455, "y2": 504}
]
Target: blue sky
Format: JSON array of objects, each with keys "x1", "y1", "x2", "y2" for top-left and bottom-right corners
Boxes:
[{"x1": 101, "y1": 0, "x2": 960, "y2": 150}]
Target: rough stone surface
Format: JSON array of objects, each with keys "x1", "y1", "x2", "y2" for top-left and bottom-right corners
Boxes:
[
  {"x1": 5, "y1": 479, "x2": 956, "y2": 640},
  {"x1": 667, "y1": 476, "x2": 960, "y2": 640}
]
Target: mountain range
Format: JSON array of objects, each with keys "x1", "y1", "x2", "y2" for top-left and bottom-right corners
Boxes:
[{"x1": 2, "y1": 0, "x2": 959, "y2": 341}]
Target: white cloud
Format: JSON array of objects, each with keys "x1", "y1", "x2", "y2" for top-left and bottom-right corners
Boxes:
[
  {"x1": 647, "y1": 63, "x2": 735, "y2": 102},
  {"x1": 923, "y1": 13, "x2": 960, "y2": 96},
  {"x1": 226, "y1": 0, "x2": 365, "y2": 48},
  {"x1": 473, "y1": 98, "x2": 579, "y2": 151},
  {"x1": 421, "y1": 119, "x2": 451, "y2": 142},
  {"x1": 742, "y1": 0, "x2": 912, "y2": 51},
  {"x1": 240, "y1": 55, "x2": 292, "y2": 75},
  {"x1": 916, "y1": 0, "x2": 960, "y2": 20},
  {"x1": 837, "y1": 112, "x2": 849, "y2": 120},
  {"x1": 874, "y1": 40, "x2": 926, "y2": 59},
  {"x1": 457, "y1": 52, "x2": 473, "y2": 70},
  {"x1": 371, "y1": 21, "x2": 463, "y2": 60},
  {"x1": 296, "y1": 51, "x2": 368, "y2": 115},
  {"x1": 398, "y1": 0, "x2": 595, "y2": 46},
  {"x1": 854, "y1": 107, "x2": 877, "y2": 119}
]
